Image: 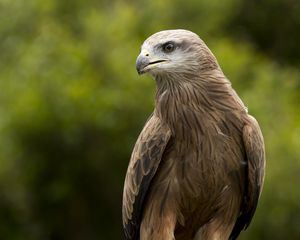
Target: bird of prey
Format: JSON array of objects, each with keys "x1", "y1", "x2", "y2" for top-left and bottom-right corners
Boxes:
[{"x1": 122, "y1": 29, "x2": 265, "y2": 240}]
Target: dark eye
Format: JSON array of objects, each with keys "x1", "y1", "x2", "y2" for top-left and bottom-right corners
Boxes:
[{"x1": 162, "y1": 42, "x2": 175, "y2": 53}]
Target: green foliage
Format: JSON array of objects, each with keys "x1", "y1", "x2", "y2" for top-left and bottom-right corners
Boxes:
[
  {"x1": 0, "y1": 0, "x2": 299, "y2": 239},
  {"x1": 227, "y1": 0, "x2": 300, "y2": 65}
]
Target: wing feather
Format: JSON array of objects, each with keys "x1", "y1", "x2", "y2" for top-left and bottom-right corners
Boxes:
[
  {"x1": 230, "y1": 115, "x2": 265, "y2": 240},
  {"x1": 122, "y1": 114, "x2": 171, "y2": 240}
]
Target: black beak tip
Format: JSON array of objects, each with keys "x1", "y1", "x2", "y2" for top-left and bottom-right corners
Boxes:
[
  {"x1": 136, "y1": 66, "x2": 143, "y2": 75},
  {"x1": 137, "y1": 68, "x2": 146, "y2": 75}
]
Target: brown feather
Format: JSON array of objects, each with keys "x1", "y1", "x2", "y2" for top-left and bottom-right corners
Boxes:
[
  {"x1": 122, "y1": 115, "x2": 171, "y2": 239},
  {"x1": 123, "y1": 29, "x2": 265, "y2": 240}
]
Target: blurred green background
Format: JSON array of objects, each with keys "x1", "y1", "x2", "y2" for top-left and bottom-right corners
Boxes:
[{"x1": 0, "y1": 0, "x2": 300, "y2": 239}]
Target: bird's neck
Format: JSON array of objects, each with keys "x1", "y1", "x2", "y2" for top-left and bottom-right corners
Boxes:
[{"x1": 154, "y1": 70, "x2": 246, "y2": 127}]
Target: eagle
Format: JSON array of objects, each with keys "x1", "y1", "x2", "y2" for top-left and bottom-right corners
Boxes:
[{"x1": 122, "y1": 29, "x2": 265, "y2": 240}]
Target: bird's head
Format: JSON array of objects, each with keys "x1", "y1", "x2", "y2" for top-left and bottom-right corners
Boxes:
[{"x1": 136, "y1": 29, "x2": 219, "y2": 78}]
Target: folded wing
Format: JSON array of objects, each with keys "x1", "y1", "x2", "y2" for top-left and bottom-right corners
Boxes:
[
  {"x1": 122, "y1": 115, "x2": 171, "y2": 240},
  {"x1": 230, "y1": 115, "x2": 265, "y2": 240}
]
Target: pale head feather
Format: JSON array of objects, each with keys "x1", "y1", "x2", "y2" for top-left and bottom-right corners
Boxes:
[{"x1": 139, "y1": 29, "x2": 220, "y2": 78}]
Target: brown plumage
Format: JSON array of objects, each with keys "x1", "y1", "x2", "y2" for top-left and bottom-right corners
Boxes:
[{"x1": 122, "y1": 29, "x2": 265, "y2": 240}]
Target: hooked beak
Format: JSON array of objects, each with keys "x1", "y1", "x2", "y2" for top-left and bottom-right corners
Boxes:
[{"x1": 136, "y1": 50, "x2": 168, "y2": 75}]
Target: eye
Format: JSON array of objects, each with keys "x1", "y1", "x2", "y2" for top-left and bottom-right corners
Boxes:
[{"x1": 162, "y1": 42, "x2": 176, "y2": 53}]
